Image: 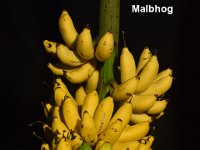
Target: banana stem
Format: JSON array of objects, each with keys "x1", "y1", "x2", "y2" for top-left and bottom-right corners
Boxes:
[{"x1": 97, "y1": 0, "x2": 120, "y2": 100}]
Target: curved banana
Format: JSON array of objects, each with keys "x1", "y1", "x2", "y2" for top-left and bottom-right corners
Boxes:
[
  {"x1": 58, "y1": 10, "x2": 78, "y2": 49},
  {"x1": 75, "y1": 85, "x2": 87, "y2": 106},
  {"x1": 76, "y1": 27, "x2": 94, "y2": 60},
  {"x1": 118, "y1": 122, "x2": 150, "y2": 142},
  {"x1": 98, "y1": 142, "x2": 112, "y2": 150},
  {"x1": 80, "y1": 111, "x2": 98, "y2": 145},
  {"x1": 65, "y1": 60, "x2": 96, "y2": 83},
  {"x1": 112, "y1": 140, "x2": 140, "y2": 150},
  {"x1": 41, "y1": 102, "x2": 53, "y2": 119},
  {"x1": 43, "y1": 40, "x2": 57, "y2": 55},
  {"x1": 146, "y1": 99, "x2": 168, "y2": 115},
  {"x1": 130, "y1": 113, "x2": 153, "y2": 124},
  {"x1": 98, "y1": 119, "x2": 123, "y2": 144},
  {"x1": 41, "y1": 143, "x2": 51, "y2": 150},
  {"x1": 56, "y1": 137, "x2": 72, "y2": 150},
  {"x1": 54, "y1": 87, "x2": 67, "y2": 107},
  {"x1": 120, "y1": 46, "x2": 136, "y2": 83},
  {"x1": 136, "y1": 47, "x2": 152, "y2": 75},
  {"x1": 95, "y1": 32, "x2": 114, "y2": 62},
  {"x1": 56, "y1": 43, "x2": 86, "y2": 67},
  {"x1": 81, "y1": 90, "x2": 99, "y2": 117},
  {"x1": 130, "y1": 94, "x2": 157, "y2": 113},
  {"x1": 138, "y1": 135, "x2": 154, "y2": 150},
  {"x1": 153, "y1": 111, "x2": 165, "y2": 119},
  {"x1": 85, "y1": 70, "x2": 99, "y2": 94},
  {"x1": 139, "y1": 75, "x2": 173, "y2": 96},
  {"x1": 135, "y1": 54, "x2": 159, "y2": 94},
  {"x1": 62, "y1": 97, "x2": 81, "y2": 133},
  {"x1": 110, "y1": 76, "x2": 139, "y2": 101},
  {"x1": 153, "y1": 68, "x2": 172, "y2": 83},
  {"x1": 93, "y1": 96, "x2": 114, "y2": 135},
  {"x1": 108, "y1": 102, "x2": 132, "y2": 130}
]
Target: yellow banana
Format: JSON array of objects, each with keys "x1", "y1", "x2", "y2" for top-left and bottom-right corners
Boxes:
[
  {"x1": 130, "y1": 94, "x2": 157, "y2": 113},
  {"x1": 56, "y1": 43, "x2": 86, "y2": 67},
  {"x1": 41, "y1": 102, "x2": 53, "y2": 118},
  {"x1": 135, "y1": 54, "x2": 159, "y2": 94},
  {"x1": 58, "y1": 10, "x2": 78, "y2": 49},
  {"x1": 62, "y1": 97, "x2": 81, "y2": 133},
  {"x1": 98, "y1": 142, "x2": 112, "y2": 150},
  {"x1": 85, "y1": 70, "x2": 99, "y2": 94},
  {"x1": 112, "y1": 140, "x2": 140, "y2": 150},
  {"x1": 75, "y1": 85, "x2": 87, "y2": 106},
  {"x1": 65, "y1": 60, "x2": 96, "y2": 83},
  {"x1": 95, "y1": 32, "x2": 114, "y2": 62},
  {"x1": 138, "y1": 135, "x2": 154, "y2": 150},
  {"x1": 67, "y1": 130, "x2": 83, "y2": 150},
  {"x1": 136, "y1": 47, "x2": 152, "y2": 75},
  {"x1": 110, "y1": 76, "x2": 139, "y2": 101},
  {"x1": 138, "y1": 75, "x2": 173, "y2": 96},
  {"x1": 54, "y1": 87, "x2": 67, "y2": 107},
  {"x1": 43, "y1": 40, "x2": 57, "y2": 55},
  {"x1": 80, "y1": 111, "x2": 98, "y2": 145},
  {"x1": 130, "y1": 113, "x2": 153, "y2": 124},
  {"x1": 118, "y1": 122, "x2": 150, "y2": 142},
  {"x1": 52, "y1": 106, "x2": 62, "y2": 121},
  {"x1": 51, "y1": 117, "x2": 69, "y2": 139},
  {"x1": 56, "y1": 137, "x2": 72, "y2": 150},
  {"x1": 93, "y1": 96, "x2": 114, "y2": 135},
  {"x1": 81, "y1": 90, "x2": 99, "y2": 117},
  {"x1": 98, "y1": 119, "x2": 123, "y2": 144},
  {"x1": 120, "y1": 46, "x2": 136, "y2": 83},
  {"x1": 153, "y1": 68, "x2": 172, "y2": 83},
  {"x1": 76, "y1": 27, "x2": 94, "y2": 60},
  {"x1": 153, "y1": 111, "x2": 165, "y2": 119},
  {"x1": 95, "y1": 140, "x2": 106, "y2": 150},
  {"x1": 108, "y1": 102, "x2": 132, "y2": 130},
  {"x1": 146, "y1": 99, "x2": 168, "y2": 115},
  {"x1": 41, "y1": 142, "x2": 51, "y2": 150}
]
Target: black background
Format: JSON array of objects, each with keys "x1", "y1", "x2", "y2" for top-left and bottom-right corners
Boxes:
[{"x1": 1, "y1": 0, "x2": 199, "y2": 149}]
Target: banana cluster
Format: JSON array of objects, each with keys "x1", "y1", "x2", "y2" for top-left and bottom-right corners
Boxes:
[{"x1": 33, "y1": 9, "x2": 174, "y2": 150}]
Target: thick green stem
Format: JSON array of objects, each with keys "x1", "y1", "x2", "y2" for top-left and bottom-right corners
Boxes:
[{"x1": 97, "y1": 0, "x2": 120, "y2": 100}]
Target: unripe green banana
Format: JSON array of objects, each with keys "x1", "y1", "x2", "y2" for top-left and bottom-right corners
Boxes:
[{"x1": 78, "y1": 143, "x2": 93, "y2": 150}]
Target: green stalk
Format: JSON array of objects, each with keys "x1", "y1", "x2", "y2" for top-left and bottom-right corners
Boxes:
[{"x1": 97, "y1": 0, "x2": 120, "y2": 100}]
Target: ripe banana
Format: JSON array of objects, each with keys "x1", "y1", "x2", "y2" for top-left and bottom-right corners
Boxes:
[
  {"x1": 93, "y1": 96, "x2": 114, "y2": 135},
  {"x1": 40, "y1": 143, "x2": 51, "y2": 150},
  {"x1": 130, "y1": 94, "x2": 157, "y2": 113},
  {"x1": 138, "y1": 135, "x2": 154, "y2": 150},
  {"x1": 112, "y1": 140, "x2": 140, "y2": 150},
  {"x1": 108, "y1": 102, "x2": 132, "y2": 130},
  {"x1": 56, "y1": 137, "x2": 72, "y2": 150},
  {"x1": 98, "y1": 119, "x2": 123, "y2": 144},
  {"x1": 52, "y1": 106, "x2": 62, "y2": 121},
  {"x1": 95, "y1": 32, "x2": 114, "y2": 62},
  {"x1": 80, "y1": 111, "x2": 98, "y2": 145},
  {"x1": 65, "y1": 60, "x2": 96, "y2": 83},
  {"x1": 76, "y1": 27, "x2": 94, "y2": 60},
  {"x1": 118, "y1": 122, "x2": 150, "y2": 142},
  {"x1": 43, "y1": 40, "x2": 57, "y2": 55},
  {"x1": 135, "y1": 54, "x2": 159, "y2": 94},
  {"x1": 67, "y1": 130, "x2": 83, "y2": 150},
  {"x1": 58, "y1": 10, "x2": 78, "y2": 49},
  {"x1": 153, "y1": 68, "x2": 172, "y2": 83},
  {"x1": 62, "y1": 97, "x2": 81, "y2": 133},
  {"x1": 146, "y1": 99, "x2": 168, "y2": 115},
  {"x1": 85, "y1": 70, "x2": 99, "y2": 94},
  {"x1": 138, "y1": 74, "x2": 173, "y2": 96},
  {"x1": 56, "y1": 43, "x2": 86, "y2": 67},
  {"x1": 136, "y1": 47, "x2": 152, "y2": 75},
  {"x1": 75, "y1": 85, "x2": 87, "y2": 106},
  {"x1": 54, "y1": 87, "x2": 67, "y2": 107},
  {"x1": 120, "y1": 46, "x2": 136, "y2": 83},
  {"x1": 110, "y1": 76, "x2": 139, "y2": 101},
  {"x1": 98, "y1": 142, "x2": 112, "y2": 150},
  {"x1": 130, "y1": 113, "x2": 152, "y2": 124},
  {"x1": 81, "y1": 90, "x2": 99, "y2": 117}
]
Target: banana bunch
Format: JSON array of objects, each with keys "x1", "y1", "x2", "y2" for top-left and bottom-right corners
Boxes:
[{"x1": 31, "y1": 8, "x2": 174, "y2": 150}]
